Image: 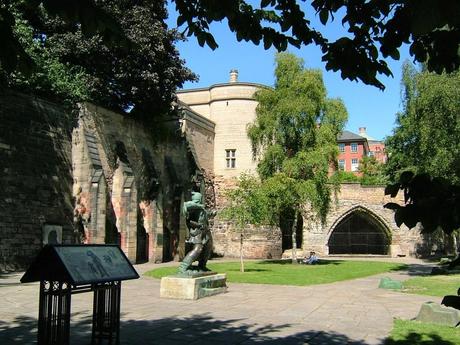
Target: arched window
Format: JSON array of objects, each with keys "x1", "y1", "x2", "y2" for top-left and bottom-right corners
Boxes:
[{"x1": 328, "y1": 208, "x2": 390, "y2": 255}]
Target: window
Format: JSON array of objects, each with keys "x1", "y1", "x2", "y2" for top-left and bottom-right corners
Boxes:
[
  {"x1": 351, "y1": 158, "x2": 359, "y2": 171},
  {"x1": 338, "y1": 143, "x2": 345, "y2": 152},
  {"x1": 226, "y1": 149, "x2": 236, "y2": 168},
  {"x1": 351, "y1": 143, "x2": 358, "y2": 153},
  {"x1": 368, "y1": 151, "x2": 374, "y2": 157},
  {"x1": 338, "y1": 159, "x2": 345, "y2": 171}
]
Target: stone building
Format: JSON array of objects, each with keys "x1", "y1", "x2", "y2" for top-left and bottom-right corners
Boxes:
[
  {"x1": 337, "y1": 130, "x2": 370, "y2": 174},
  {"x1": 177, "y1": 71, "x2": 429, "y2": 259},
  {"x1": 0, "y1": 90, "x2": 199, "y2": 271},
  {"x1": 0, "y1": 74, "x2": 430, "y2": 271}
]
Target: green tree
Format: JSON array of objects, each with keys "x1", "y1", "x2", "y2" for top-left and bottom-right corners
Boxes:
[
  {"x1": 1, "y1": 0, "x2": 196, "y2": 119},
  {"x1": 2, "y1": 1, "x2": 459, "y2": 92},
  {"x1": 173, "y1": 0, "x2": 460, "y2": 89},
  {"x1": 221, "y1": 174, "x2": 269, "y2": 272},
  {"x1": 359, "y1": 156, "x2": 387, "y2": 185},
  {"x1": 384, "y1": 63, "x2": 460, "y2": 261},
  {"x1": 385, "y1": 62, "x2": 460, "y2": 183},
  {"x1": 246, "y1": 52, "x2": 347, "y2": 262}
]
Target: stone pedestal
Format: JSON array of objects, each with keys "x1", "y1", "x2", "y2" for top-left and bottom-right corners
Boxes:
[
  {"x1": 416, "y1": 301, "x2": 460, "y2": 327},
  {"x1": 160, "y1": 273, "x2": 227, "y2": 300}
]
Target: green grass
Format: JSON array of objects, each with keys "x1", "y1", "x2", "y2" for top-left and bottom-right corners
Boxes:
[
  {"x1": 402, "y1": 274, "x2": 460, "y2": 297},
  {"x1": 145, "y1": 260, "x2": 407, "y2": 286},
  {"x1": 385, "y1": 319, "x2": 460, "y2": 345}
]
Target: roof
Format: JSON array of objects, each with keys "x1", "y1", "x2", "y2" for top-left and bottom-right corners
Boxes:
[
  {"x1": 337, "y1": 130, "x2": 367, "y2": 142},
  {"x1": 21, "y1": 245, "x2": 139, "y2": 285}
]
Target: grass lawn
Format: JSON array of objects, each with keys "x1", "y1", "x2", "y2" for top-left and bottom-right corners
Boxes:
[
  {"x1": 385, "y1": 319, "x2": 460, "y2": 345},
  {"x1": 402, "y1": 274, "x2": 460, "y2": 297},
  {"x1": 145, "y1": 260, "x2": 407, "y2": 286}
]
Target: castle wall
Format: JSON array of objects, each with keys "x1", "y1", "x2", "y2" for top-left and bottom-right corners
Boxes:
[
  {"x1": 211, "y1": 175, "x2": 282, "y2": 260},
  {"x1": 0, "y1": 91, "x2": 197, "y2": 271},
  {"x1": 182, "y1": 109, "x2": 215, "y2": 172},
  {"x1": 303, "y1": 184, "x2": 426, "y2": 258},
  {"x1": 178, "y1": 83, "x2": 263, "y2": 178},
  {"x1": 0, "y1": 91, "x2": 75, "y2": 271}
]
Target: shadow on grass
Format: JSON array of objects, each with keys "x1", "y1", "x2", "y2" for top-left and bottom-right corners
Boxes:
[
  {"x1": 385, "y1": 332, "x2": 456, "y2": 345},
  {"x1": 225, "y1": 268, "x2": 270, "y2": 272},
  {"x1": 404, "y1": 264, "x2": 437, "y2": 276},
  {"x1": 258, "y1": 259, "x2": 345, "y2": 266},
  {"x1": 258, "y1": 259, "x2": 409, "y2": 271}
]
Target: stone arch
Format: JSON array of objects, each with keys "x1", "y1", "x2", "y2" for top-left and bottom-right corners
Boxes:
[{"x1": 326, "y1": 205, "x2": 392, "y2": 255}]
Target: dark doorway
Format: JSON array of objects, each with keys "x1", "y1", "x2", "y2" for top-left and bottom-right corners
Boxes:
[
  {"x1": 328, "y1": 209, "x2": 390, "y2": 255},
  {"x1": 136, "y1": 208, "x2": 148, "y2": 263},
  {"x1": 280, "y1": 209, "x2": 303, "y2": 251}
]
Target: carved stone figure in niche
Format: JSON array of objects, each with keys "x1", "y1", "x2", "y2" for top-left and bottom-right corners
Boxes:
[{"x1": 178, "y1": 192, "x2": 213, "y2": 275}]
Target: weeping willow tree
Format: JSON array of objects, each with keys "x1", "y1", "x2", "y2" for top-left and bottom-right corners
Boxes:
[{"x1": 231, "y1": 52, "x2": 349, "y2": 263}]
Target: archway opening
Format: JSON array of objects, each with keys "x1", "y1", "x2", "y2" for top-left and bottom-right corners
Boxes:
[{"x1": 328, "y1": 209, "x2": 390, "y2": 255}]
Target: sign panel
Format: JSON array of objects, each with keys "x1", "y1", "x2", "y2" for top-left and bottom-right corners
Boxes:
[{"x1": 54, "y1": 245, "x2": 139, "y2": 284}]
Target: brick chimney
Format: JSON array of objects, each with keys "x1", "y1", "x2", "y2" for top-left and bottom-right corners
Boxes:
[{"x1": 229, "y1": 69, "x2": 238, "y2": 83}]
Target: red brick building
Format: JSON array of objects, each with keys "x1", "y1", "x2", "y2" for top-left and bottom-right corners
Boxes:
[
  {"x1": 337, "y1": 128, "x2": 387, "y2": 175},
  {"x1": 358, "y1": 127, "x2": 387, "y2": 164},
  {"x1": 337, "y1": 130, "x2": 369, "y2": 174}
]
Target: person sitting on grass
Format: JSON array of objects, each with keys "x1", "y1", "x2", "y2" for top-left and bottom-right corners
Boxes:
[{"x1": 302, "y1": 251, "x2": 319, "y2": 265}]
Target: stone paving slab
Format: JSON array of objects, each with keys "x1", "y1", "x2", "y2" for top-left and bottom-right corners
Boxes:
[{"x1": 0, "y1": 258, "x2": 439, "y2": 344}]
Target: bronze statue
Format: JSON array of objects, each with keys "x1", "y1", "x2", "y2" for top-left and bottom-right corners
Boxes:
[{"x1": 178, "y1": 192, "x2": 213, "y2": 275}]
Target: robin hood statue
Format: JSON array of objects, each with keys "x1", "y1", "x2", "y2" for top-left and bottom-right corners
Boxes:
[{"x1": 178, "y1": 192, "x2": 213, "y2": 275}]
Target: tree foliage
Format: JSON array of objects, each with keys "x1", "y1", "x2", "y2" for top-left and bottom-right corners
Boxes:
[
  {"x1": 221, "y1": 174, "x2": 269, "y2": 228},
  {"x1": 224, "y1": 53, "x2": 347, "y2": 261},
  {"x1": 385, "y1": 62, "x2": 460, "y2": 184},
  {"x1": 384, "y1": 172, "x2": 460, "y2": 235},
  {"x1": 248, "y1": 52, "x2": 347, "y2": 223},
  {"x1": 359, "y1": 156, "x2": 387, "y2": 185},
  {"x1": 173, "y1": 0, "x2": 460, "y2": 89},
  {"x1": 1, "y1": 0, "x2": 196, "y2": 118},
  {"x1": 384, "y1": 62, "x2": 460, "y2": 237},
  {"x1": 2, "y1": 1, "x2": 459, "y2": 94}
]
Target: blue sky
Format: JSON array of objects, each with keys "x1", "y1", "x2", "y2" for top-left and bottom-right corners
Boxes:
[{"x1": 166, "y1": 2, "x2": 411, "y2": 141}]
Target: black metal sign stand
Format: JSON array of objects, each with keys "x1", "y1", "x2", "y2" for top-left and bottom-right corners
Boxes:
[
  {"x1": 38, "y1": 281, "x2": 72, "y2": 345},
  {"x1": 21, "y1": 245, "x2": 139, "y2": 345},
  {"x1": 92, "y1": 281, "x2": 121, "y2": 345},
  {"x1": 37, "y1": 280, "x2": 122, "y2": 345}
]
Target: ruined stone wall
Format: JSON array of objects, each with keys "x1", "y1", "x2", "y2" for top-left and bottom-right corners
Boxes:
[
  {"x1": 0, "y1": 91, "x2": 75, "y2": 271},
  {"x1": 211, "y1": 175, "x2": 282, "y2": 259},
  {"x1": 303, "y1": 183, "x2": 426, "y2": 257},
  {"x1": 0, "y1": 91, "x2": 197, "y2": 271},
  {"x1": 75, "y1": 103, "x2": 196, "y2": 263},
  {"x1": 182, "y1": 109, "x2": 215, "y2": 172}
]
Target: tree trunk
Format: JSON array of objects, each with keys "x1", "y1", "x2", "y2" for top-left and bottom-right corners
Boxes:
[
  {"x1": 291, "y1": 211, "x2": 298, "y2": 264},
  {"x1": 444, "y1": 232, "x2": 456, "y2": 256},
  {"x1": 240, "y1": 232, "x2": 245, "y2": 272}
]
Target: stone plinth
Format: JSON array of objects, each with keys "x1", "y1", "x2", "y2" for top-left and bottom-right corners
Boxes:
[
  {"x1": 416, "y1": 302, "x2": 460, "y2": 327},
  {"x1": 160, "y1": 273, "x2": 227, "y2": 300},
  {"x1": 378, "y1": 277, "x2": 403, "y2": 290}
]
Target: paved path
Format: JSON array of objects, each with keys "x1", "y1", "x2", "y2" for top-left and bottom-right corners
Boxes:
[{"x1": 0, "y1": 258, "x2": 438, "y2": 345}]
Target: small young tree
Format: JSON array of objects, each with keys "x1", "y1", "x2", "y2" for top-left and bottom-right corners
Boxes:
[
  {"x1": 221, "y1": 174, "x2": 269, "y2": 272},
  {"x1": 358, "y1": 156, "x2": 388, "y2": 185}
]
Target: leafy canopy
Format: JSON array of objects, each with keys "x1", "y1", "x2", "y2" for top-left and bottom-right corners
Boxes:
[
  {"x1": 2, "y1": 1, "x2": 459, "y2": 94},
  {"x1": 384, "y1": 63, "x2": 460, "y2": 235},
  {"x1": 173, "y1": 0, "x2": 460, "y2": 89},
  {"x1": 385, "y1": 62, "x2": 460, "y2": 184},
  {"x1": 245, "y1": 52, "x2": 347, "y2": 222},
  {"x1": 1, "y1": 0, "x2": 196, "y2": 118}
]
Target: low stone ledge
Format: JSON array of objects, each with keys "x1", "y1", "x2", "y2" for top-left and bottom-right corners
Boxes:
[
  {"x1": 416, "y1": 302, "x2": 460, "y2": 327},
  {"x1": 160, "y1": 273, "x2": 227, "y2": 300}
]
